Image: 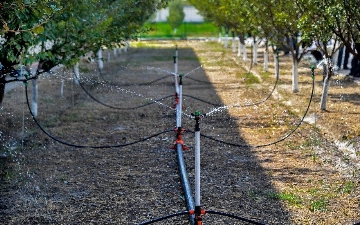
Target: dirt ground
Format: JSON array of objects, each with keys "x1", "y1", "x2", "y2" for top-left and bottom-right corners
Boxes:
[{"x1": 0, "y1": 40, "x2": 359, "y2": 224}]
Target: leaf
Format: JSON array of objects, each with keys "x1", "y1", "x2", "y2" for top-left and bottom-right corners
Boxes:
[{"x1": 33, "y1": 25, "x2": 45, "y2": 34}]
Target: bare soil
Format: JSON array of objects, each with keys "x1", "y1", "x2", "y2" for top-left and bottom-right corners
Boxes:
[{"x1": 0, "y1": 40, "x2": 359, "y2": 225}]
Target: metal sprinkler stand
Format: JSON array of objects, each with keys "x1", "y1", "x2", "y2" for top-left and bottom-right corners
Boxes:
[{"x1": 190, "y1": 111, "x2": 206, "y2": 225}]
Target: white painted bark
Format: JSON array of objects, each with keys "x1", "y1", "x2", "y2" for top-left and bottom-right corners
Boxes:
[
  {"x1": 124, "y1": 42, "x2": 128, "y2": 52},
  {"x1": 218, "y1": 33, "x2": 222, "y2": 43},
  {"x1": 237, "y1": 42, "x2": 242, "y2": 57},
  {"x1": 97, "y1": 49, "x2": 103, "y2": 69},
  {"x1": 61, "y1": 80, "x2": 64, "y2": 97},
  {"x1": 292, "y1": 59, "x2": 299, "y2": 93},
  {"x1": 224, "y1": 33, "x2": 229, "y2": 48},
  {"x1": 263, "y1": 50, "x2": 268, "y2": 72},
  {"x1": 253, "y1": 42, "x2": 258, "y2": 64},
  {"x1": 320, "y1": 75, "x2": 331, "y2": 110},
  {"x1": 74, "y1": 62, "x2": 80, "y2": 85},
  {"x1": 108, "y1": 52, "x2": 111, "y2": 62},
  {"x1": 242, "y1": 44, "x2": 247, "y2": 61},
  {"x1": 113, "y1": 48, "x2": 117, "y2": 58},
  {"x1": 117, "y1": 47, "x2": 121, "y2": 54},
  {"x1": 232, "y1": 36, "x2": 236, "y2": 52},
  {"x1": 31, "y1": 79, "x2": 38, "y2": 117}
]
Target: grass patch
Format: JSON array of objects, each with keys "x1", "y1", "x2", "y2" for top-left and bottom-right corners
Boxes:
[
  {"x1": 260, "y1": 71, "x2": 272, "y2": 79},
  {"x1": 140, "y1": 22, "x2": 219, "y2": 39},
  {"x1": 310, "y1": 197, "x2": 329, "y2": 212},
  {"x1": 267, "y1": 191, "x2": 303, "y2": 206},
  {"x1": 236, "y1": 72, "x2": 260, "y2": 84}
]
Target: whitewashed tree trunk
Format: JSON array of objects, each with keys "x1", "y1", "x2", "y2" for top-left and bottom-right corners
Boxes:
[
  {"x1": 31, "y1": 79, "x2": 38, "y2": 117},
  {"x1": 107, "y1": 52, "x2": 111, "y2": 62},
  {"x1": 61, "y1": 80, "x2": 64, "y2": 97},
  {"x1": 74, "y1": 62, "x2": 80, "y2": 85},
  {"x1": 242, "y1": 44, "x2": 247, "y2": 61},
  {"x1": 320, "y1": 75, "x2": 331, "y2": 110},
  {"x1": 264, "y1": 50, "x2": 268, "y2": 72},
  {"x1": 124, "y1": 42, "x2": 128, "y2": 52},
  {"x1": 97, "y1": 49, "x2": 103, "y2": 69},
  {"x1": 232, "y1": 36, "x2": 236, "y2": 52},
  {"x1": 224, "y1": 32, "x2": 229, "y2": 48},
  {"x1": 292, "y1": 59, "x2": 299, "y2": 93},
  {"x1": 117, "y1": 47, "x2": 121, "y2": 55},
  {"x1": 113, "y1": 48, "x2": 117, "y2": 58},
  {"x1": 218, "y1": 33, "x2": 222, "y2": 43},
  {"x1": 237, "y1": 41, "x2": 242, "y2": 57},
  {"x1": 253, "y1": 42, "x2": 258, "y2": 64}
]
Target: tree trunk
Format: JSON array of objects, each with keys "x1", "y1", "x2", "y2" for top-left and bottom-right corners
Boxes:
[
  {"x1": 232, "y1": 34, "x2": 236, "y2": 52},
  {"x1": 74, "y1": 62, "x2": 80, "y2": 85},
  {"x1": 320, "y1": 75, "x2": 331, "y2": 110},
  {"x1": 237, "y1": 34, "x2": 245, "y2": 58},
  {"x1": 237, "y1": 40, "x2": 242, "y2": 57},
  {"x1": 113, "y1": 48, "x2": 117, "y2": 58},
  {"x1": 0, "y1": 77, "x2": 5, "y2": 104},
  {"x1": 264, "y1": 50, "x2": 268, "y2": 72},
  {"x1": 61, "y1": 80, "x2": 64, "y2": 97},
  {"x1": 32, "y1": 79, "x2": 38, "y2": 117},
  {"x1": 292, "y1": 58, "x2": 299, "y2": 93},
  {"x1": 224, "y1": 31, "x2": 229, "y2": 48},
  {"x1": 320, "y1": 59, "x2": 333, "y2": 110},
  {"x1": 253, "y1": 38, "x2": 258, "y2": 64},
  {"x1": 97, "y1": 49, "x2": 103, "y2": 70}
]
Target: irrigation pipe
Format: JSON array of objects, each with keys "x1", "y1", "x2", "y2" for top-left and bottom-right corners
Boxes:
[
  {"x1": 24, "y1": 80, "x2": 173, "y2": 149},
  {"x1": 176, "y1": 143, "x2": 195, "y2": 224}
]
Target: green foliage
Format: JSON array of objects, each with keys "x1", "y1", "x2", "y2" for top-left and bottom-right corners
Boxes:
[{"x1": 0, "y1": 0, "x2": 168, "y2": 72}]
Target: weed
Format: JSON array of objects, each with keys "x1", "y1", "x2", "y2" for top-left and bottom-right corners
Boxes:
[
  {"x1": 266, "y1": 191, "x2": 302, "y2": 206},
  {"x1": 337, "y1": 180, "x2": 355, "y2": 194},
  {"x1": 310, "y1": 197, "x2": 329, "y2": 212}
]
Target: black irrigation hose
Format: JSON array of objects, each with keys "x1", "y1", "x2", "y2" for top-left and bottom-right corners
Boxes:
[
  {"x1": 137, "y1": 211, "x2": 189, "y2": 225},
  {"x1": 99, "y1": 67, "x2": 171, "y2": 86},
  {"x1": 240, "y1": 77, "x2": 279, "y2": 107},
  {"x1": 193, "y1": 74, "x2": 315, "y2": 148},
  {"x1": 137, "y1": 210, "x2": 268, "y2": 225},
  {"x1": 77, "y1": 77, "x2": 174, "y2": 110},
  {"x1": 24, "y1": 83, "x2": 173, "y2": 148},
  {"x1": 206, "y1": 210, "x2": 268, "y2": 225},
  {"x1": 182, "y1": 77, "x2": 279, "y2": 109}
]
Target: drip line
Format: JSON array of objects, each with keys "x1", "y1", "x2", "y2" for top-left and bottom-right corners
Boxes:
[{"x1": 24, "y1": 83, "x2": 173, "y2": 149}]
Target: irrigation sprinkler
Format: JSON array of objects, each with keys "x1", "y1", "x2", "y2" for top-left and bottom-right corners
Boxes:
[
  {"x1": 190, "y1": 111, "x2": 206, "y2": 225},
  {"x1": 174, "y1": 45, "x2": 180, "y2": 94},
  {"x1": 176, "y1": 74, "x2": 183, "y2": 127}
]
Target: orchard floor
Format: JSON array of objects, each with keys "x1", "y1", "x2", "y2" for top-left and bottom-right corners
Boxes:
[{"x1": 0, "y1": 40, "x2": 359, "y2": 225}]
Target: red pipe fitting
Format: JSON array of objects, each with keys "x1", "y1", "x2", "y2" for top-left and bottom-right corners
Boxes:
[{"x1": 170, "y1": 127, "x2": 189, "y2": 150}]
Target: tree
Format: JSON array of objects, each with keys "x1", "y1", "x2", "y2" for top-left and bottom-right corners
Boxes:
[
  {"x1": 0, "y1": 0, "x2": 169, "y2": 104},
  {"x1": 167, "y1": 0, "x2": 185, "y2": 34}
]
